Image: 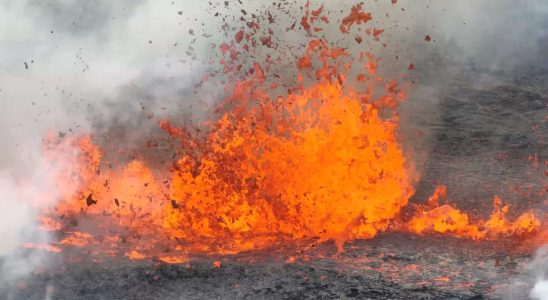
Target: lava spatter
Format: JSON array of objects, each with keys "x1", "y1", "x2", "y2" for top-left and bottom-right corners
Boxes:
[{"x1": 28, "y1": 2, "x2": 543, "y2": 262}]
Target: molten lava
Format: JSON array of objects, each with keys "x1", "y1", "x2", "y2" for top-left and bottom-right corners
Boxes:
[
  {"x1": 407, "y1": 186, "x2": 540, "y2": 239},
  {"x1": 29, "y1": 3, "x2": 543, "y2": 262}
]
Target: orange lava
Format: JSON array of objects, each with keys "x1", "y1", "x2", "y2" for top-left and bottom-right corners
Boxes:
[
  {"x1": 59, "y1": 232, "x2": 93, "y2": 247},
  {"x1": 39, "y1": 51, "x2": 413, "y2": 256},
  {"x1": 22, "y1": 243, "x2": 62, "y2": 253},
  {"x1": 28, "y1": 4, "x2": 543, "y2": 262},
  {"x1": 125, "y1": 250, "x2": 146, "y2": 260},
  {"x1": 158, "y1": 256, "x2": 188, "y2": 264},
  {"x1": 407, "y1": 186, "x2": 540, "y2": 239}
]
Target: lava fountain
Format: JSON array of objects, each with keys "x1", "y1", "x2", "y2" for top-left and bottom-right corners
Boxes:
[{"x1": 27, "y1": 3, "x2": 543, "y2": 265}]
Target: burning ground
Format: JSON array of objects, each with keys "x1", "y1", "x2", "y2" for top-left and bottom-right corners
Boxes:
[{"x1": 0, "y1": 1, "x2": 547, "y2": 299}]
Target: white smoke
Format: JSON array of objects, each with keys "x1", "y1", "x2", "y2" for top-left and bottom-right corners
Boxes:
[
  {"x1": 0, "y1": 176, "x2": 34, "y2": 257},
  {"x1": 0, "y1": 175, "x2": 50, "y2": 284},
  {"x1": 0, "y1": 136, "x2": 90, "y2": 283},
  {"x1": 530, "y1": 247, "x2": 548, "y2": 300},
  {"x1": 0, "y1": 0, "x2": 215, "y2": 285},
  {"x1": 502, "y1": 246, "x2": 548, "y2": 300},
  {"x1": 532, "y1": 280, "x2": 548, "y2": 300}
]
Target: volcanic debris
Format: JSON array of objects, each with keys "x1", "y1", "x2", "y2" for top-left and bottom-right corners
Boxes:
[{"x1": 86, "y1": 194, "x2": 97, "y2": 206}]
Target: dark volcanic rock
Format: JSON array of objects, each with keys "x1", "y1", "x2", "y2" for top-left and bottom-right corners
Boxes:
[{"x1": 412, "y1": 66, "x2": 547, "y2": 215}]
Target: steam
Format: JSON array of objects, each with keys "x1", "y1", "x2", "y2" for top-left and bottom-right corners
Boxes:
[
  {"x1": 503, "y1": 246, "x2": 548, "y2": 300},
  {"x1": 0, "y1": 171, "x2": 50, "y2": 286},
  {"x1": 0, "y1": 178, "x2": 33, "y2": 257},
  {"x1": 0, "y1": 135, "x2": 91, "y2": 284},
  {"x1": 0, "y1": 0, "x2": 216, "y2": 286},
  {"x1": 388, "y1": 0, "x2": 548, "y2": 69},
  {"x1": 0, "y1": 176, "x2": 40, "y2": 283},
  {"x1": 529, "y1": 247, "x2": 548, "y2": 300},
  {"x1": 532, "y1": 279, "x2": 548, "y2": 300}
]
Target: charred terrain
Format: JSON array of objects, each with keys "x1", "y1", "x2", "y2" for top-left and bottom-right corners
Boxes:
[{"x1": 2, "y1": 65, "x2": 546, "y2": 300}]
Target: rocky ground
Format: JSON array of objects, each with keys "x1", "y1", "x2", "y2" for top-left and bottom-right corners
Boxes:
[
  {"x1": 0, "y1": 234, "x2": 536, "y2": 300},
  {"x1": 413, "y1": 65, "x2": 546, "y2": 215},
  {"x1": 1, "y1": 66, "x2": 546, "y2": 300}
]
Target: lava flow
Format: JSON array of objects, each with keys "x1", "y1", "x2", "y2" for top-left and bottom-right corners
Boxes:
[{"x1": 28, "y1": 3, "x2": 543, "y2": 263}]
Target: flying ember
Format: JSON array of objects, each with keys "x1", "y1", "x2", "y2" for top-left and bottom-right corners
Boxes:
[{"x1": 29, "y1": 2, "x2": 543, "y2": 264}]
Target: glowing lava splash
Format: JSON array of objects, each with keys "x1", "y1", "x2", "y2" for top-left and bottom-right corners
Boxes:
[{"x1": 30, "y1": 3, "x2": 542, "y2": 262}]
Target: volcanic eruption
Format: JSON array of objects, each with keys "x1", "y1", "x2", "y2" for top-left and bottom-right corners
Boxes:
[{"x1": 1, "y1": 1, "x2": 546, "y2": 299}]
